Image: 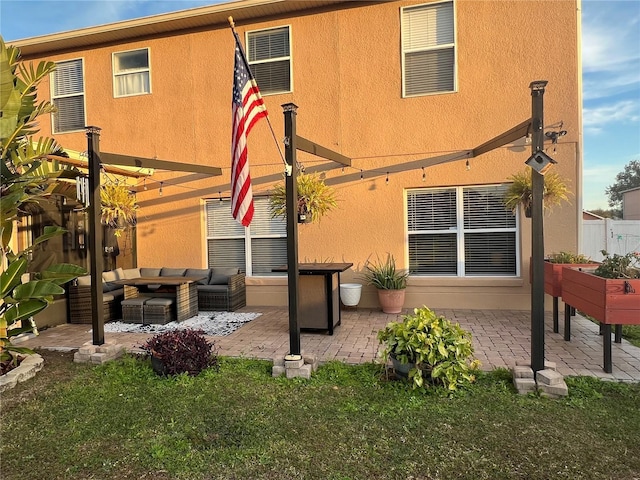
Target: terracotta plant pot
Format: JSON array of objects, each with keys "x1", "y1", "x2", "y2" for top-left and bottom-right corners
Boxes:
[{"x1": 377, "y1": 289, "x2": 405, "y2": 314}]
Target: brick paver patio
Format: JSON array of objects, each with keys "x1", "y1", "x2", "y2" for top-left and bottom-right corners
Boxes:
[{"x1": 18, "y1": 306, "x2": 640, "y2": 382}]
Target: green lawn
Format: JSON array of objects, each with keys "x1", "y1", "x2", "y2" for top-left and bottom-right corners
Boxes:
[{"x1": 2, "y1": 350, "x2": 639, "y2": 480}]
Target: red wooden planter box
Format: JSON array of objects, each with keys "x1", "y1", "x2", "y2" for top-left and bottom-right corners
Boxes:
[
  {"x1": 544, "y1": 261, "x2": 600, "y2": 297},
  {"x1": 561, "y1": 267, "x2": 640, "y2": 325}
]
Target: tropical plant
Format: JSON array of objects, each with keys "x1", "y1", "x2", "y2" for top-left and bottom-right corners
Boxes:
[
  {"x1": 594, "y1": 250, "x2": 640, "y2": 279},
  {"x1": 140, "y1": 329, "x2": 219, "y2": 376},
  {"x1": 1, "y1": 37, "x2": 86, "y2": 369},
  {"x1": 360, "y1": 253, "x2": 408, "y2": 290},
  {"x1": 101, "y1": 183, "x2": 138, "y2": 236},
  {"x1": 503, "y1": 169, "x2": 570, "y2": 216},
  {"x1": 377, "y1": 306, "x2": 480, "y2": 391},
  {"x1": 546, "y1": 251, "x2": 591, "y2": 264},
  {"x1": 269, "y1": 172, "x2": 337, "y2": 223}
]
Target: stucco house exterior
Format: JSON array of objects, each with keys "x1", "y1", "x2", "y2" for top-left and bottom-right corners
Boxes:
[{"x1": 8, "y1": 0, "x2": 583, "y2": 317}]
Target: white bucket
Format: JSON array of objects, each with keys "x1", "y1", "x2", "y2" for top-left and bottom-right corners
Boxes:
[{"x1": 340, "y1": 283, "x2": 363, "y2": 306}]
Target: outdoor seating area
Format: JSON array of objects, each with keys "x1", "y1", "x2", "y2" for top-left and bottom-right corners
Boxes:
[{"x1": 68, "y1": 266, "x2": 246, "y2": 324}]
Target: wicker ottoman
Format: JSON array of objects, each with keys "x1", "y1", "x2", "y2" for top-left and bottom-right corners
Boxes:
[
  {"x1": 144, "y1": 298, "x2": 175, "y2": 325},
  {"x1": 121, "y1": 297, "x2": 147, "y2": 324}
]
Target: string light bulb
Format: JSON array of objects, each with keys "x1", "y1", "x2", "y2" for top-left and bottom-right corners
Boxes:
[
  {"x1": 360, "y1": 170, "x2": 364, "y2": 181},
  {"x1": 386, "y1": 172, "x2": 389, "y2": 185},
  {"x1": 422, "y1": 167, "x2": 426, "y2": 182},
  {"x1": 159, "y1": 181, "x2": 163, "y2": 197},
  {"x1": 143, "y1": 178, "x2": 148, "y2": 190},
  {"x1": 219, "y1": 191, "x2": 223, "y2": 202},
  {"x1": 466, "y1": 159, "x2": 471, "y2": 171}
]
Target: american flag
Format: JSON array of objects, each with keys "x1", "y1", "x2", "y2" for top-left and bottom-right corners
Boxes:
[{"x1": 231, "y1": 32, "x2": 268, "y2": 227}]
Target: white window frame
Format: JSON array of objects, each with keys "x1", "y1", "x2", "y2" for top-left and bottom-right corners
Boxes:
[
  {"x1": 406, "y1": 184, "x2": 520, "y2": 277},
  {"x1": 112, "y1": 48, "x2": 151, "y2": 98},
  {"x1": 246, "y1": 25, "x2": 293, "y2": 95},
  {"x1": 205, "y1": 197, "x2": 287, "y2": 276},
  {"x1": 401, "y1": 0, "x2": 457, "y2": 98},
  {"x1": 50, "y1": 57, "x2": 86, "y2": 134}
]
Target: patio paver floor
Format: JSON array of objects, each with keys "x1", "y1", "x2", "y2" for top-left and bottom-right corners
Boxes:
[{"x1": 17, "y1": 306, "x2": 640, "y2": 382}]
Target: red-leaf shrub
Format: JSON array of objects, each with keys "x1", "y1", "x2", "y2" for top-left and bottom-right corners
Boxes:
[{"x1": 141, "y1": 329, "x2": 218, "y2": 376}]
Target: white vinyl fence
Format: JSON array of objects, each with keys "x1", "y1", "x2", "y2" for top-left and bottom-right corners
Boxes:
[{"x1": 582, "y1": 219, "x2": 640, "y2": 262}]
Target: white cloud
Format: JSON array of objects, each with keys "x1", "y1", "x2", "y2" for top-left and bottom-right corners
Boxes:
[
  {"x1": 581, "y1": 1, "x2": 640, "y2": 100},
  {"x1": 583, "y1": 100, "x2": 640, "y2": 130}
]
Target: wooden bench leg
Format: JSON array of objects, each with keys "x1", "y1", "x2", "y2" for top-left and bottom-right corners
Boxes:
[
  {"x1": 564, "y1": 303, "x2": 571, "y2": 341},
  {"x1": 603, "y1": 323, "x2": 612, "y2": 373},
  {"x1": 615, "y1": 324, "x2": 623, "y2": 343},
  {"x1": 553, "y1": 297, "x2": 559, "y2": 333}
]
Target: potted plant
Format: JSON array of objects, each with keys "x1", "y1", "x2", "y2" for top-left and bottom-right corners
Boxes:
[
  {"x1": 360, "y1": 254, "x2": 408, "y2": 314},
  {"x1": 140, "y1": 329, "x2": 219, "y2": 376},
  {"x1": 101, "y1": 183, "x2": 139, "y2": 237},
  {"x1": 561, "y1": 250, "x2": 640, "y2": 372},
  {"x1": 503, "y1": 169, "x2": 570, "y2": 217},
  {"x1": 269, "y1": 172, "x2": 337, "y2": 223},
  {"x1": 377, "y1": 306, "x2": 480, "y2": 391}
]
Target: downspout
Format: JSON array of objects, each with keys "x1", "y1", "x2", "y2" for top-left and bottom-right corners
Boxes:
[{"x1": 576, "y1": 0, "x2": 585, "y2": 252}]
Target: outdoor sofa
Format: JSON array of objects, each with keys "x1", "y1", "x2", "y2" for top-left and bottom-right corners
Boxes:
[{"x1": 68, "y1": 266, "x2": 246, "y2": 324}]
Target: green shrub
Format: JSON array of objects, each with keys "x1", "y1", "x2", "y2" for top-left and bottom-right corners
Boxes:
[{"x1": 377, "y1": 306, "x2": 480, "y2": 391}]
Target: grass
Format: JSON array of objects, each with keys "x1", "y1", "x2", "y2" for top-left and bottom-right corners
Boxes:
[
  {"x1": 621, "y1": 324, "x2": 640, "y2": 347},
  {"x1": 2, "y1": 351, "x2": 640, "y2": 480}
]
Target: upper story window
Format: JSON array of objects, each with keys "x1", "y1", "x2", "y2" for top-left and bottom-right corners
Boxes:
[
  {"x1": 205, "y1": 197, "x2": 287, "y2": 276},
  {"x1": 401, "y1": 1, "x2": 456, "y2": 97},
  {"x1": 247, "y1": 26, "x2": 292, "y2": 95},
  {"x1": 407, "y1": 184, "x2": 518, "y2": 276},
  {"x1": 51, "y1": 58, "x2": 85, "y2": 133},
  {"x1": 113, "y1": 48, "x2": 151, "y2": 97}
]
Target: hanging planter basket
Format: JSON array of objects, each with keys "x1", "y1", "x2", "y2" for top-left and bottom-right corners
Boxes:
[{"x1": 269, "y1": 173, "x2": 337, "y2": 224}]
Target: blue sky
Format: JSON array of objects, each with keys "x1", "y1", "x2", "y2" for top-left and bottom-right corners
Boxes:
[{"x1": 1, "y1": 0, "x2": 638, "y2": 211}]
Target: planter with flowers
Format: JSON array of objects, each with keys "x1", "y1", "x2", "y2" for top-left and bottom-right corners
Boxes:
[{"x1": 561, "y1": 250, "x2": 640, "y2": 373}]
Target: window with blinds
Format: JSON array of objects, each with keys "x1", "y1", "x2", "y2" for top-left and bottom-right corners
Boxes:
[
  {"x1": 205, "y1": 197, "x2": 287, "y2": 276},
  {"x1": 113, "y1": 48, "x2": 151, "y2": 97},
  {"x1": 407, "y1": 185, "x2": 518, "y2": 276},
  {"x1": 247, "y1": 26, "x2": 291, "y2": 95},
  {"x1": 401, "y1": 1, "x2": 455, "y2": 97},
  {"x1": 51, "y1": 59, "x2": 85, "y2": 133}
]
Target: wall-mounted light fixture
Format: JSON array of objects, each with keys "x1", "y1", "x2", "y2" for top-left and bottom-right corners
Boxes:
[{"x1": 544, "y1": 130, "x2": 567, "y2": 144}]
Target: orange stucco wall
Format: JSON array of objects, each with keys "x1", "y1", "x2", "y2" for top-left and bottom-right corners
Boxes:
[{"x1": 18, "y1": 0, "x2": 582, "y2": 310}]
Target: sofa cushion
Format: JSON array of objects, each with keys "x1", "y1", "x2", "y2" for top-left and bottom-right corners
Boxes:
[
  {"x1": 77, "y1": 275, "x2": 92, "y2": 286},
  {"x1": 209, "y1": 267, "x2": 239, "y2": 285},
  {"x1": 122, "y1": 268, "x2": 141, "y2": 279},
  {"x1": 185, "y1": 268, "x2": 212, "y2": 285},
  {"x1": 103, "y1": 283, "x2": 119, "y2": 293},
  {"x1": 197, "y1": 284, "x2": 229, "y2": 293},
  {"x1": 212, "y1": 267, "x2": 240, "y2": 276},
  {"x1": 161, "y1": 267, "x2": 187, "y2": 277},
  {"x1": 140, "y1": 267, "x2": 161, "y2": 277},
  {"x1": 114, "y1": 267, "x2": 125, "y2": 280},
  {"x1": 102, "y1": 270, "x2": 118, "y2": 283}
]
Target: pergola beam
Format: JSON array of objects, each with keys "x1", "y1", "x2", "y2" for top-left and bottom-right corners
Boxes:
[
  {"x1": 296, "y1": 135, "x2": 351, "y2": 167},
  {"x1": 100, "y1": 153, "x2": 222, "y2": 176},
  {"x1": 471, "y1": 118, "x2": 532, "y2": 159}
]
